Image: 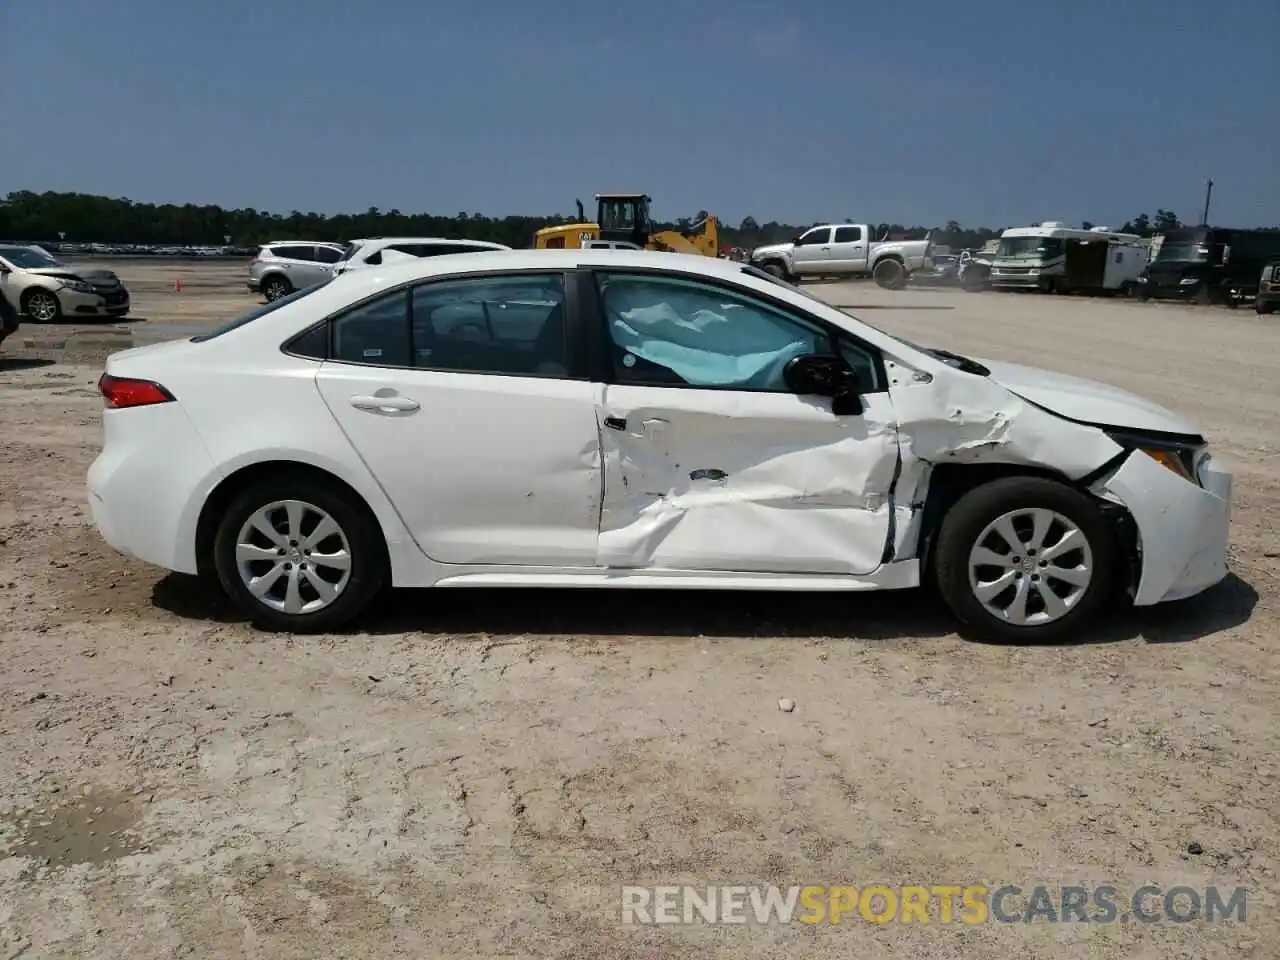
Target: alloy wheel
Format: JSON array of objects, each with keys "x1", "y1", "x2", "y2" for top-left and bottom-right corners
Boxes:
[
  {"x1": 27, "y1": 291, "x2": 59, "y2": 322},
  {"x1": 234, "y1": 499, "x2": 352, "y2": 615},
  {"x1": 967, "y1": 507, "x2": 1094, "y2": 626}
]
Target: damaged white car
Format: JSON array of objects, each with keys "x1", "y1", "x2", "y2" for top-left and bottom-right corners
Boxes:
[{"x1": 86, "y1": 250, "x2": 1232, "y2": 642}]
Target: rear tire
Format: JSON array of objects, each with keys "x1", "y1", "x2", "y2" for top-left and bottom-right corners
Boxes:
[
  {"x1": 213, "y1": 473, "x2": 388, "y2": 633},
  {"x1": 263, "y1": 275, "x2": 293, "y2": 302},
  {"x1": 873, "y1": 258, "x2": 907, "y2": 290},
  {"x1": 933, "y1": 476, "x2": 1119, "y2": 643}
]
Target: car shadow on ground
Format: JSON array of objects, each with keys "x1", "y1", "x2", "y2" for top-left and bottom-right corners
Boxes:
[
  {"x1": 151, "y1": 572, "x2": 1258, "y2": 646},
  {"x1": 0, "y1": 357, "x2": 56, "y2": 372}
]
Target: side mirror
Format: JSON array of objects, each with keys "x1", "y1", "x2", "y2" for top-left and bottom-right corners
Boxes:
[{"x1": 783, "y1": 354, "x2": 863, "y2": 415}]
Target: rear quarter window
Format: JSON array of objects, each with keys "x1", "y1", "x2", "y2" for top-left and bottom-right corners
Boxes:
[{"x1": 191, "y1": 279, "x2": 333, "y2": 342}]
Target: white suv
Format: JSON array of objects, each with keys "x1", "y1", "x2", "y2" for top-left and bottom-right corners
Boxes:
[
  {"x1": 248, "y1": 242, "x2": 347, "y2": 301},
  {"x1": 332, "y1": 237, "x2": 510, "y2": 276}
]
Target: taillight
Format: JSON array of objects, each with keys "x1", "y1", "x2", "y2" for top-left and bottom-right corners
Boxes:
[{"x1": 98, "y1": 373, "x2": 175, "y2": 409}]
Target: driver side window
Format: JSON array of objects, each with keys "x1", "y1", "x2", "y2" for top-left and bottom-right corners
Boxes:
[
  {"x1": 797, "y1": 228, "x2": 830, "y2": 246},
  {"x1": 596, "y1": 272, "x2": 834, "y2": 392}
]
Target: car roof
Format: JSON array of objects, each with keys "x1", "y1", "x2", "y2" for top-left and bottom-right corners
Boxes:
[
  {"x1": 196, "y1": 247, "x2": 945, "y2": 379},
  {"x1": 356, "y1": 236, "x2": 508, "y2": 246},
  {"x1": 331, "y1": 249, "x2": 749, "y2": 292},
  {"x1": 262, "y1": 240, "x2": 346, "y2": 249}
]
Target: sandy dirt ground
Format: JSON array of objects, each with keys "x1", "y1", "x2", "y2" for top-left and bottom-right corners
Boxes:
[{"x1": 1, "y1": 260, "x2": 1277, "y2": 958}]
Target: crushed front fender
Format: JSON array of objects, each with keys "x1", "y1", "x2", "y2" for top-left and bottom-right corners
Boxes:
[{"x1": 1092, "y1": 451, "x2": 1233, "y2": 605}]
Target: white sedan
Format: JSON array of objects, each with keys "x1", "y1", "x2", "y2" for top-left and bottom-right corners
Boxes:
[{"x1": 87, "y1": 250, "x2": 1232, "y2": 642}]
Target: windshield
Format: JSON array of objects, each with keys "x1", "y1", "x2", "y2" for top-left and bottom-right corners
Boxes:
[
  {"x1": 996, "y1": 236, "x2": 1063, "y2": 260},
  {"x1": 0, "y1": 246, "x2": 63, "y2": 269},
  {"x1": 191, "y1": 279, "x2": 333, "y2": 342},
  {"x1": 745, "y1": 264, "x2": 989, "y2": 375},
  {"x1": 1154, "y1": 242, "x2": 1209, "y2": 263}
]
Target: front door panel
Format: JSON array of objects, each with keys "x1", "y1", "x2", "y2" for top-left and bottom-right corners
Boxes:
[
  {"x1": 596, "y1": 386, "x2": 899, "y2": 574},
  {"x1": 791, "y1": 228, "x2": 833, "y2": 275}
]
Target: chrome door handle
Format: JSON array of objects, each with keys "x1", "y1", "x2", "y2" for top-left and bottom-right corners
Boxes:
[{"x1": 350, "y1": 394, "x2": 420, "y2": 414}]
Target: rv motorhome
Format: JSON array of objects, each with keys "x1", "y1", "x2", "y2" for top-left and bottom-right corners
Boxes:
[{"x1": 989, "y1": 222, "x2": 1149, "y2": 294}]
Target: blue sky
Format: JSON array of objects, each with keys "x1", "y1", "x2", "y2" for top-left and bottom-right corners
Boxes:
[{"x1": 3, "y1": 0, "x2": 1277, "y2": 228}]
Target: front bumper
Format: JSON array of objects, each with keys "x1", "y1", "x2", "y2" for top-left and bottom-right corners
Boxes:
[
  {"x1": 1095, "y1": 451, "x2": 1233, "y2": 605},
  {"x1": 989, "y1": 270, "x2": 1046, "y2": 289},
  {"x1": 1139, "y1": 277, "x2": 1215, "y2": 301},
  {"x1": 59, "y1": 287, "x2": 131, "y2": 317}
]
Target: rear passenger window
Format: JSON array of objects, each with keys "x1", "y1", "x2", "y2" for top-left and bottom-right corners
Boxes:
[
  {"x1": 331, "y1": 291, "x2": 411, "y2": 367},
  {"x1": 410, "y1": 274, "x2": 569, "y2": 377},
  {"x1": 834, "y1": 226, "x2": 862, "y2": 242}
]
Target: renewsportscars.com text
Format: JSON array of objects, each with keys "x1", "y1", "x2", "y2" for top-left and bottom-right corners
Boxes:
[{"x1": 621, "y1": 884, "x2": 1249, "y2": 925}]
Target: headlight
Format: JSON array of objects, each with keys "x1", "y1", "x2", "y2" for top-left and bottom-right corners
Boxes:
[
  {"x1": 60, "y1": 279, "x2": 95, "y2": 294},
  {"x1": 1105, "y1": 429, "x2": 1207, "y2": 486}
]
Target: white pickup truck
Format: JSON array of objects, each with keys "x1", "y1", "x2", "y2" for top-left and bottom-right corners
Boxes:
[{"x1": 748, "y1": 223, "x2": 932, "y2": 289}]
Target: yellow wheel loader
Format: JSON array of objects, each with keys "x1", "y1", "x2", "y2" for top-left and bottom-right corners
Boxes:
[{"x1": 533, "y1": 193, "x2": 721, "y2": 256}]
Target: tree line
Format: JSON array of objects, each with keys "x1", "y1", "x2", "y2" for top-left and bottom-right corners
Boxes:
[{"x1": 1, "y1": 190, "x2": 1273, "y2": 254}]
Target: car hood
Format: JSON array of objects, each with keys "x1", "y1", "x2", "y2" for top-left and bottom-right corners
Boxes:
[
  {"x1": 976, "y1": 358, "x2": 1199, "y2": 435},
  {"x1": 23, "y1": 266, "x2": 121, "y2": 285}
]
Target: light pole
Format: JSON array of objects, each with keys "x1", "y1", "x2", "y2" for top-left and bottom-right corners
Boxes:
[{"x1": 1201, "y1": 179, "x2": 1214, "y2": 227}]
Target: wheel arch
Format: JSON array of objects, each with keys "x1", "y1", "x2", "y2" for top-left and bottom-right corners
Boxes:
[
  {"x1": 260, "y1": 270, "x2": 293, "y2": 290},
  {"x1": 872, "y1": 252, "x2": 905, "y2": 268},
  {"x1": 20, "y1": 284, "x2": 61, "y2": 309},
  {"x1": 913, "y1": 461, "x2": 1138, "y2": 595},
  {"x1": 195, "y1": 459, "x2": 390, "y2": 578}
]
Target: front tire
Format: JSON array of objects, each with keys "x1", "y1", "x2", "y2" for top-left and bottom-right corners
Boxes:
[
  {"x1": 1258, "y1": 301, "x2": 1275, "y2": 315},
  {"x1": 213, "y1": 473, "x2": 387, "y2": 633},
  {"x1": 22, "y1": 288, "x2": 63, "y2": 323},
  {"x1": 759, "y1": 260, "x2": 794, "y2": 283},
  {"x1": 933, "y1": 477, "x2": 1118, "y2": 643}
]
